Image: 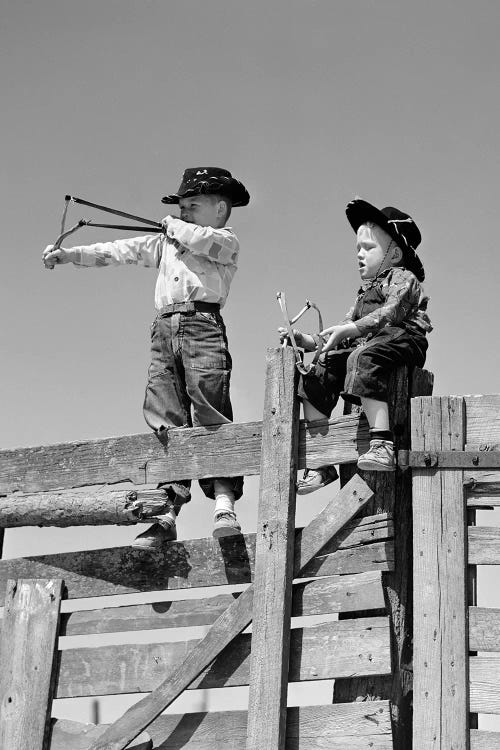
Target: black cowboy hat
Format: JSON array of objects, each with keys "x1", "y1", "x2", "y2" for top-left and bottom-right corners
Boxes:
[
  {"x1": 161, "y1": 167, "x2": 250, "y2": 207},
  {"x1": 346, "y1": 198, "x2": 425, "y2": 281}
]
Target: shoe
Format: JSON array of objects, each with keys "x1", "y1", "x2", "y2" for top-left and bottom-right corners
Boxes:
[
  {"x1": 132, "y1": 521, "x2": 177, "y2": 551},
  {"x1": 158, "y1": 481, "x2": 191, "y2": 505},
  {"x1": 296, "y1": 466, "x2": 339, "y2": 495},
  {"x1": 213, "y1": 511, "x2": 242, "y2": 539},
  {"x1": 357, "y1": 439, "x2": 395, "y2": 472}
]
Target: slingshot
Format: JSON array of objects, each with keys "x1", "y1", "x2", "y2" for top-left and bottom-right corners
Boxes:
[{"x1": 276, "y1": 291, "x2": 325, "y2": 375}]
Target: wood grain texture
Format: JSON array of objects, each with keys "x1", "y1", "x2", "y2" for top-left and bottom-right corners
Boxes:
[
  {"x1": 57, "y1": 571, "x2": 385, "y2": 636},
  {"x1": 470, "y1": 729, "x2": 500, "y2": 749},
  {"x1": 412, "y1": 396, "x2": 468, "y2": 750},
  {"x1": 247, "y1": 347, "x2": 299, "y2": 750},
  {"x1": 55, "y1": 616, "x2": 391, "y2": 698},
  {"x1": 0, "y1": 415, "x2": 370, "y2": 495},
  {"x1": 85, "y1": 474, "x2": 374, "y2": 750},
  {"x1": 468, "y1": 526, "x2": 500, "y2": 564},
  {"x1": 0, "y1": 513, "x2": 391, "y2": 601},
  {"x1": 469, "y1": 656, "x2": 500, "y2": 713},
  {"x1": 0, "y1": 579, "x2": 63, "y2": 750},
  {"x1": 464, "y1": 395, "x2": 500, "y2": 446},
  {"x1": 469, "y1": 607, "x2": 500, "y2": 651},
  {"x1": 49, "y1": 721, "x2": 151, "y2": 750},
  {"x1": 145, "y1": 702, "x2": 393, "y2": 750}
]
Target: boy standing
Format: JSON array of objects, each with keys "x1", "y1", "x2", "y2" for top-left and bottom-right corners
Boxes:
[
  {"x1": 279, "y1": 198, "x2": 431, "y2": 493},
  {"x1": 43, "y1": 167, "x2": 250, "y2": 546}
]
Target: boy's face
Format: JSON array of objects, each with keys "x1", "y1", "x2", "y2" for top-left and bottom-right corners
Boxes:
[
  {"x1": 356, "y1": 223, "x2": 396, "y2": 279},
  {"x1": 178, "y1": 195, "x2": 223, "y2": 227}
]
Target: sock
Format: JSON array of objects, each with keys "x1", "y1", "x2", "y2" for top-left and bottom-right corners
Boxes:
[
  {"x1": 214, "y1": 479, "x2": 236, "y2": 517},
  {"x1": 370, "y1": 429, "x2": 393, "y2": 443}
]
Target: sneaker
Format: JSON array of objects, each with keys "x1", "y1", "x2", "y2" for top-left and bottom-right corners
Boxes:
[
  {"x1": 296, "y1": 465, "x2": 339, "y2": 495},
  {"x1": 357, "y1": 439, "x2": 395, "y2": 472},
  {"x1": 132, "y1": 520, "x2": 177, "y2": 551},
  {"x1": 213, "y1": 511, "x2": 242, "y2": 539},
  {"x1": 158, "y1": 481, "x2": 191, "y2": 505}
]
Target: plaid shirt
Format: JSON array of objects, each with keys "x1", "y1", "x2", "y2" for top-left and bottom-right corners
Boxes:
[
  {"x1": 71, "y1": 216, "x2": 239, "y2": 309},
  {"x1": 343, "y1": 267, "x2": 432, "y2": 337}
]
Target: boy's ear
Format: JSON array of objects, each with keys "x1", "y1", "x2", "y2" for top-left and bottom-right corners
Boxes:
[{"x1": 392, "y1": 245, "x2": 404, "y2": 264}]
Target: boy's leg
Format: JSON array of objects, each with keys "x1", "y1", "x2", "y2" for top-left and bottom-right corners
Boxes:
[
  {"x1": 343, "y1": 327, "x2": 427, "y2": 472},
  {"x1": 180, "y1": 311, "x2": 243, "y2": 536},
  {"x1": 135, "y1": 314, "x2": 193, "y2": 550}
]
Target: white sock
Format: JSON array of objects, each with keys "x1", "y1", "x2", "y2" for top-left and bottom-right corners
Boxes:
[{"x1": 214, "y1": 480, "x2": 235, "y2": 516}]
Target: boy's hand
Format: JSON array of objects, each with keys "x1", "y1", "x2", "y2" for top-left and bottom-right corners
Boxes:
[
  {"x1": 277, "y1": 327, "x2": 317, "y2": 351},
  {"x1": 320, "y1": 323, "x2": 359, "y2": 353},
  {"x1": 42, "y1": 244, "x2": 72, "y2": 270}
]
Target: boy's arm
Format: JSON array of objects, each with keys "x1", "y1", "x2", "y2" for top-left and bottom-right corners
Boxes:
[
  {"x1": 353, "y1": 268, "x2": 422, "y2": 336},
  {"x1": 163, "y1": 217, "x2": 239, "y2": 266},
  {"x1": 43, "y1": 234, "x2": 162, "y2": 270}
]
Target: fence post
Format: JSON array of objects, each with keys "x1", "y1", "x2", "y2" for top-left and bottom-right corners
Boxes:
[
  {"x1": 247, "y1": 346, "x2": 299, "y2": 750},
  {"x1": 412, "y1": 396, "x2": 468, "y2": 749},
  {"x1": 0, "y1": 578, "x2": 63, "y2": 750}
]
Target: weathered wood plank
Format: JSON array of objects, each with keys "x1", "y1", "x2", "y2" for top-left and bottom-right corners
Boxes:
[
  {"x1": 0, "y1": 515, "x2": 392, "y2": 600},
  {"x1": 0, "y1": 579, "x2": 63, "y2": 750},
  {"x1": 55, "y1": 616, "x2": 391, "y2": 698},
  {"x1": 86, "y1": 475, "x2": 374, "y2": 750},
  {"x1": 464, "y1": 395, "x2": 500, "y2": 446},
  {"x1": 469, "y1": 607, "x2": 500, "y2": 651},
  {"x1": 0, "y1": 414, "x2": 370, "y2": 495},
  {"x1": 469, "y1": 526, "x2": 500, "y2": 564},
  {"x1": 470, "y1": 729, "x2": 500, "y2": 749},
  {"x1": 465, "y1": 468, "x2": 500, "y2": 507},
  {"x1": 59, "y1": 571, "x2": 386, "y2": 636},
  {"x1": 412, "y1": 396, "x2": 468, "y2": 749},
  {"x1": 247, "y1": 347, "x2": 299, "y2": 750},
  {"x1": 469, "y1": 656, "x2": 500, "y2": 713},
  {"x1": 49, "y1": 721, "x2": 151, "y2": 750},
  {"x1": 144, "y1": 702, "x2": 393, "y2": 750}
]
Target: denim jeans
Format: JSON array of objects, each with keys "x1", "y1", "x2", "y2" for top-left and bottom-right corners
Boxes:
[{"x1": 143, "y1": 310, "x2": 243, "y2": 500}]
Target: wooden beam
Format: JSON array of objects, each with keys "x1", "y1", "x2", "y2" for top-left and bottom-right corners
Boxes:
[
  {"x1": 85, "y1": 473, "x2": 374, "y2": 750},
  {"x1": 470, "y1": 729, "x2": 500, "y2": 749},
  {"x1": 412, "y1": 396, "x2": 469, "y2": 749},
  {"x1": 55, "y1": 616, "x2": 390, "y2": 698},
  {"x1": 469, "y1": 655, "x2": 500, "y2": 713},
  {"x1": 247, "y1": 347, "x2": 299, "y2": 750},
  {"x1": 49, "y1": 721, "x2": 152, "y2": 750},
  {"x1": 0, "y1": 414, "x2": 370, "y2": 495},
  {"x1": 463, "y1": 395, "x2": 500, "y2": 446},
  {"x1": 468, "y1": 526, "x2": 500, "y2": 563},
  {"x1": 0, "y1": 579, "x2": 63, "y2": 750},
  {"x1": 143, "y1": 701, "x2": 393, "y2": 750},
  {"x1": 469, "y1": 606, "x2": 500, "y2": 651},
  {"x1": 0, "y1": 516, "x2": 393, "y2": 600},
  {"x1": 58, "y1": 571, "x2": 385, "y2": 636}
]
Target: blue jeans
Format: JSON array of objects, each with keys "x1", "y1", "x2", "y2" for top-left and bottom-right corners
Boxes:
[{"x1": 143, "y1": 309, "x2": 243, "y2": 500}]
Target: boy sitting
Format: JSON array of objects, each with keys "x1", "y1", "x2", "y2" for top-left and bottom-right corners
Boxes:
[
  {"x1": 279, "y1": 198, "x2": 432, "y2": 493},
  {"x1": 43, "y1": 167, "x2": 250, "y2": 546}
]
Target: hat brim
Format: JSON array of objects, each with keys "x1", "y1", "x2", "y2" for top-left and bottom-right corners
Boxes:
[
  {"x1": 162, "y1": 180, "x2": 250, "y2": 207},
  {"x1": 346, "y1": 199, "x2": 425, "y2": 281}
]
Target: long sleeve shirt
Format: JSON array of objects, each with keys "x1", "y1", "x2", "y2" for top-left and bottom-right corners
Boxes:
[
  {"x1": 342, "y1": 267, "x2": 432, "y2": 338},
  {"x1": 70, "y1": 216, "x2": 239, "y2": 310}
]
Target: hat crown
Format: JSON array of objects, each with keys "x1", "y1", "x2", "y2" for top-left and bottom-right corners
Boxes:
[
  {"x1": 162, "y1": 167, "x2": 250, "y2": 207},
  {"x1": 379, "y1": 206, "x2": 421, "y2": 250}
]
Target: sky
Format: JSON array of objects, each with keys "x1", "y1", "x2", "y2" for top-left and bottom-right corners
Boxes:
[{"x1": 1, "y1": 0, "x2": 500, "y2": 731}]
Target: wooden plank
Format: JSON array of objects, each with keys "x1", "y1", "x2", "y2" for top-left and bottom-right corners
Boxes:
[
  {"x1": 470, "y1": 729, "x2": 500, "y2": 749},
  {"x1": 469, "y1": 655, "x2": 500, "y2": 713},
  {"x1": 85, "y1": 474, "x2": 374, "y2": 750},
  {"x1": 464, "y1": 395, "x2": 500, "y2": 446},
  {"x1": 59, "y1": 571, "x2": 385, "y2": 636},
  {"x1": 412, "y1": 396, "x2": 469, "y2": 749},
  {"x1": 55, "y1": 616, "x2": 391, "y2": 698},
  {"x1": 0, "y1": 414, "x2": 370, "y2": 495},
  {"x1": 144, "y1": 702, "x2": 393, "y2": 750},
  {"x1": 50, "y1": 721, "x2": 151, "y2": 750},
  {"x1": 0, "y1": 515, "x2": 392, "y2": 600},
  {"x1": 0, "y1": 579, "x2": 63, "y2": 750},
  {"x1": 469, "y1": 527, "x2": 500, "y2": 564},
  {"x1": 247, "y1": 347, "x2": 299, "y2": 750},
  {"x1": 469, "y1": 607, "x2": 500, "y2": 651},
  {"x1": 404, "y1": 450, "x2": 500, "y2": 469}
]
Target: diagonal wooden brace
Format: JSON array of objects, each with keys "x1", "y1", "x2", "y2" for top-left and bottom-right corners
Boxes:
[{"x1": 87, "y1": 472, "x2": 374, "y2": 750}]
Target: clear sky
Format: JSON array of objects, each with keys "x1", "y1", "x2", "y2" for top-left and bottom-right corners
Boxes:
[{"x1": 1, "y1": 0, "x2": 500, "y2": 729}]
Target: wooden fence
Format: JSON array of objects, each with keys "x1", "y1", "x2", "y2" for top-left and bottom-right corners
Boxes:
[{"x1": 412, "y1": 395, "x2": 500, "y2": 750}]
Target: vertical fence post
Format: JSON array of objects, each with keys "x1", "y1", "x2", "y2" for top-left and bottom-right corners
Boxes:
[
  {"x1": 246, "y1": 346, "x2": 299, "y2": 750},
  {"x1": 0, "y1": 578, "x2": 63, "y2": 750},
  {"x1": 412, "y1": 396, "x2": 468, "y2": 749}
]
